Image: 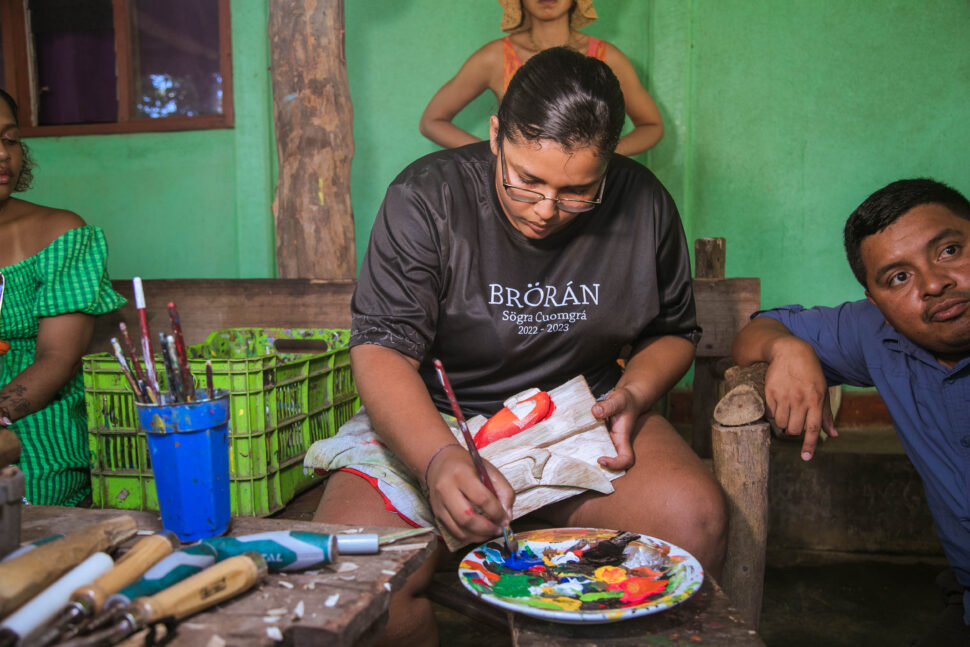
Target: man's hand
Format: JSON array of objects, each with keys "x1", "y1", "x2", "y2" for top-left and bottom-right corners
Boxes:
[
  {"x1": 591, "y1": 387, "x2": 640, "y2": 470},
  {"x1": 763, "y1": 337, "x2": 839, "y2": 460},
  {"x1": 424, "y1": 445, "x2": 515, "y2": 544}
]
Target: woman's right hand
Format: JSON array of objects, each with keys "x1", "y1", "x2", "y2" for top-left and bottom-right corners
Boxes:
[{"x1": 424, "y1": 445, "x2": 515, "y2": 544}]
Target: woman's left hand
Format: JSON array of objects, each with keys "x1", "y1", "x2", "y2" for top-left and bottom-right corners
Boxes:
[{"x1": 591, "y1": 387, "x2": 640, "y2": 470}]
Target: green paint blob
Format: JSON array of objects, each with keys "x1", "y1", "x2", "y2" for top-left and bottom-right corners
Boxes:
[
  {"x1": 579, "y1": 590, "x2": 624, "y2": 602},
  {"x1": 491, "y1": 574, "x2": 540, "y2": 598}
]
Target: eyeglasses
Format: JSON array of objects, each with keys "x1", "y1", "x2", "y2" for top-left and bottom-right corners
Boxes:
[{"x1": 500, "y1": 148, "x2": 606, "y2": 214}]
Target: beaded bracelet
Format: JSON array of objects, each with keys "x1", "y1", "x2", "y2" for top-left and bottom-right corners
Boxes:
[{"x1": 422, "y1": 442, "x2": 463, "y2": 490}]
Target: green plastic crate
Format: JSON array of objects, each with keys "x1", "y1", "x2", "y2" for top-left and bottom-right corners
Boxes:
[{"x1": 83, "y1": 327, "x2": 359, "y2": 517}]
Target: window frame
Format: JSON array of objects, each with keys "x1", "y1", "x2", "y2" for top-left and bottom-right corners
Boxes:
[{"x1": 0, "y1": 0, "x2": 233, "y2": 136}]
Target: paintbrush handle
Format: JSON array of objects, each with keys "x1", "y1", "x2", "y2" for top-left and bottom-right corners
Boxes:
[
  {"x1": 432, "y1": 360, "x2": 497, "y2": 493},
  {"x1": 110, "y1": 338, "x2": 145, "y2": 402},
  {"x1": 205, "y1": 361, "x2": 214, "y2": 400}
]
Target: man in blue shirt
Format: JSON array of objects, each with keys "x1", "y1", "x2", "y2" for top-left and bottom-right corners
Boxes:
[{"x1": 732, "y1": 178, "x2": 970, "y2": 645}]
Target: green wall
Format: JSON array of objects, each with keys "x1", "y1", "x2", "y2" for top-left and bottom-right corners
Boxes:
[
  {"x1": 678, "y1": 0, "x2": 970, "y2": 308},
  {"x1": 23, "y1": 0, "x2": 970, "y2": 319}
]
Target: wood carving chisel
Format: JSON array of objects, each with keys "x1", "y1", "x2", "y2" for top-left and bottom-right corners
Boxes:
[
  {"x1": 0, "y1": 552, "x2": 113, "y2": 647},
  {"x1": 30, "y1": 530, "x2": 178, "y2": 647},
  {"x1": 58, "y1": 552, "x2": 268, "y2": 647},
  {"x1": 0, "y1": 515, "x2": 137, "y2": 618}
]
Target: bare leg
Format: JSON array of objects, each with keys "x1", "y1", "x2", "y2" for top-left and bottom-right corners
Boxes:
[
  {"x1": 534, "y1": 412, "x2": 728, "y2": 579},
  {"x1": 313, "y1": 470, "x2": 446, "y2": 647}
]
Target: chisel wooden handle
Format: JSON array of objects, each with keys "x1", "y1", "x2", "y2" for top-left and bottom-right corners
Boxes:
[
  {"x1": 0, "y1": 428, "x2": 19, "y2": 467},
  {"x1": 130, "y1": 552, "x2": 267, "y2": 623},
  {"x1": 72, "y1": 530, "x2": 179, "y2": 612},
  {"x1": 0, "y1": 515, "x2": 137, "y2": 617}
]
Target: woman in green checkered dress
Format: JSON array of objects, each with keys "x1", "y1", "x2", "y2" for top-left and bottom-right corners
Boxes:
[{"x1": 0, "y1": 89, "x2": 125, "y2": 505}]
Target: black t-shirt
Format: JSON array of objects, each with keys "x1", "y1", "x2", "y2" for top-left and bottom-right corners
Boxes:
[{"x1": 351, "y1": 142, "x2": 700, "y2": 417}]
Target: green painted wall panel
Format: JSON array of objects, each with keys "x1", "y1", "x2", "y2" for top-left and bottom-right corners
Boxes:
[
  {"x1": 686, "y1": 0, "x2": 970, "y2": 309},
  {"x1": 28, "y1": 130, "x2": 239, "y2": 278}
]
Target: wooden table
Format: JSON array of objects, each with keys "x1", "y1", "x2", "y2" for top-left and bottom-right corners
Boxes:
[{"x1": 20, "y1": 506, "x2": 437, "y2": 647}]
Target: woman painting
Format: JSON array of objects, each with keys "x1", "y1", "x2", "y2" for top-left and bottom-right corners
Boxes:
[{"x1": 313, "y1": 48, "x2": 725, "y2": 645}]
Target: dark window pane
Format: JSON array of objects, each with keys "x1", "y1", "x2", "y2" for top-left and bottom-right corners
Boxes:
[
  {"x1": 29, "y1": 0, "x2": 117, "y2": 125},
  {"x1": 132, "y1": 0, "x2": 222, "y2": 119}
]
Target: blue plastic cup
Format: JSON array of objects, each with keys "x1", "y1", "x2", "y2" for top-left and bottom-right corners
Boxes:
[{"x1": 136, "y1": 389, "x2": 231, "y2": 542}]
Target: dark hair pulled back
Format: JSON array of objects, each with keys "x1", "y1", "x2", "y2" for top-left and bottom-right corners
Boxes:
[{"x1": 496, "y1": 47, "x2": 624, "y2": 158}]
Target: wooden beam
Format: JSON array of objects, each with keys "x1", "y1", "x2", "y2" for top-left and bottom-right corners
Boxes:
[{"x1": 268, "y1": 0, "x2": 356, "y2": 279}]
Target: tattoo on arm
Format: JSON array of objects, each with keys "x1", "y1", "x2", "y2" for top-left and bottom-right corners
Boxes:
[{"x1": 0, "y1": 385, "x2": 31, "y2": 422}]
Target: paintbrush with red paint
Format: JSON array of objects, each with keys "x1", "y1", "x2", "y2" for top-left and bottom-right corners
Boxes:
[
  {"x1": 433, "y1": 359, "x2": 518, "y2": 555},
  {"x1": 167, "y1": 302, "x2": 193, "y2": 400},
  {"x1": 118, "y1": 322, "x2": 148, "y2": 390},
  {"x1": 132, "y1": 277, "x2": 158, "y2": 394}
]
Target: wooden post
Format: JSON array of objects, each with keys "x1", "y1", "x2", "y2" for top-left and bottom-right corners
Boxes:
[
  {"x1": 268, "y1": 0, "x2": 356, "y2": 279},
  {"x1": 712, "y1": 361, "x2": 770, "y2": 629},
  {"x1": 712, "y1": 420, "x2": 769, "y2": 630},
  {"x1": 691, "y1": 238, "x2": 727, "y2": 458}
]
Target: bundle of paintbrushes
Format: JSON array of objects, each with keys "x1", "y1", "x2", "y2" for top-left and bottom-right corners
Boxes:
[{"x1": 108, "y1": 277, "x2": 215, "y2": 405}]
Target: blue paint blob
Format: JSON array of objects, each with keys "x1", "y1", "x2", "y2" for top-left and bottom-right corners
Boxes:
[{"x1": 502, "y1": 546, "x2": 543, "y2": 571}]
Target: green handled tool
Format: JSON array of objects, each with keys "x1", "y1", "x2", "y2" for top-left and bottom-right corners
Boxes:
[{"x1": 201, "y1": 530, "x2": 379, "y2": 572}]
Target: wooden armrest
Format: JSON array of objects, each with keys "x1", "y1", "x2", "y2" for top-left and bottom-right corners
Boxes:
[{"x1": 714, "y1": 363, "x2": 769, "y2": 427}]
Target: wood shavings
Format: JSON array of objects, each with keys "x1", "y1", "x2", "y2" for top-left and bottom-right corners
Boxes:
[
  {"x1": 380, "y1": 543, "x2": 427, "y2": 551},
  {"x1": 278, "y1": 580, "x2": 295, "y2": 589},
  {"x1": 305, "y1": 579, "x2": 329, "y2": 590},
  {"x1": 383, "y1": 582, "x2": 391, "y2": 591},
  {"x1": 325, "y1": 593, "x2": 340, "y2": 607},
  {"x1": 303, "y1": 569, "x2": 321, "y2": 575},
  {"x1": 380, "y1": 569, "x2": 395, "y2": 576},
  {"x1": 266, "y1": 608, "x2": 288, "y2": 616},
  {"x1": 293, "y1": 600, "x2": 305, "y2": 620},
  {"x1": 204, "y1": 636, "x2": 226, "y2": 647},
  {"x1": 263, "y1": 616, "x2": 280, "y2": 623},
  {"x1": 266, "y1": 626, "x2": 283, "y2": 642},
  {"x1": 335, "y1": 561, "x2": 359, "y2": 581}
]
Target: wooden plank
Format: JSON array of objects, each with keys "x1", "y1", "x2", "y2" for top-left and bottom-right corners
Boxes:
[
  {"x1": 510, "y1": 576, "x2": 764, "y2": 646},
  {"x1": 268, "y1": 0, "x2": 356, "y2": 279},
  {"x1": 692, "y1": 277, "x2": 761, "y2": 358},
  {"x1": 19, "y1": 506, "x2": 436, "y2": 647},
  {"x1": 89, "y1": 278, "x2": 355, "y2": 354}
]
